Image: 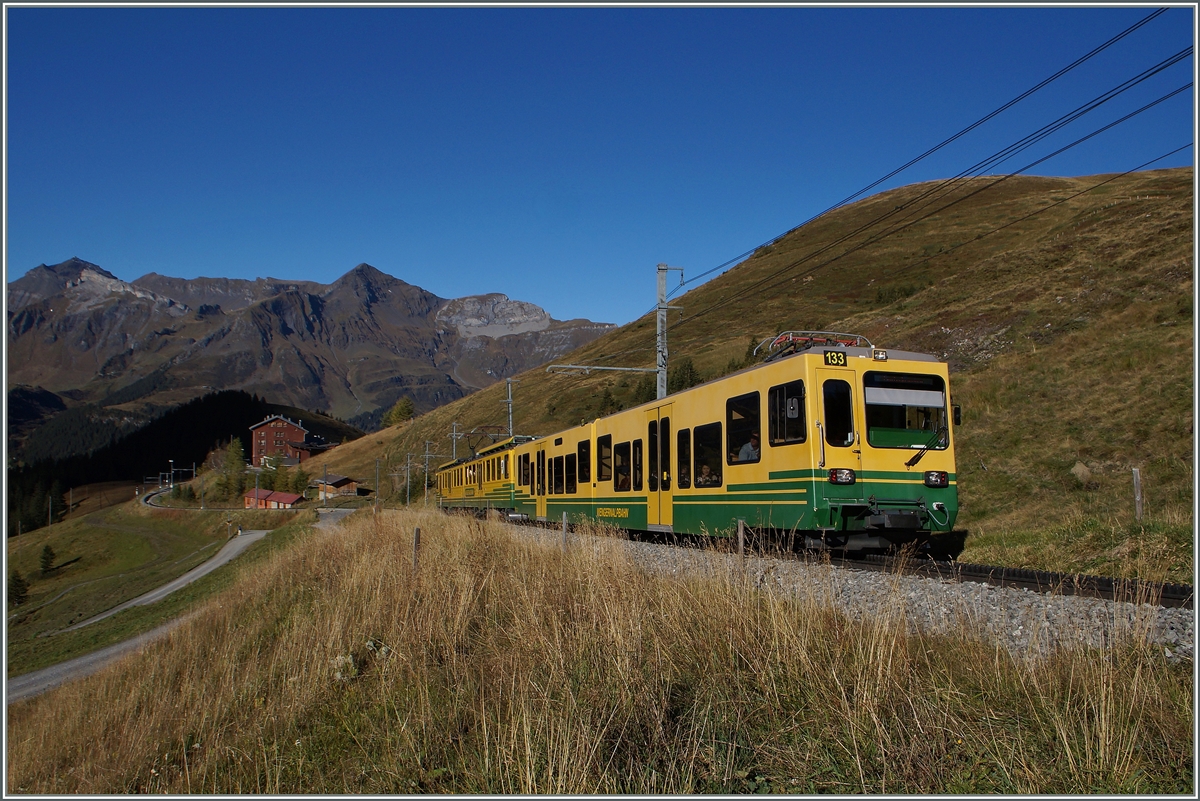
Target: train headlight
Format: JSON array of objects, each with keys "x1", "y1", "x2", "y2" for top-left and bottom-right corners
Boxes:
[
  {"x1": 828, "y1": 468, "x2": 856, "y2": 485},
  {"x1": 924, "y1": 470, "x2": 949, "y2": 488}
]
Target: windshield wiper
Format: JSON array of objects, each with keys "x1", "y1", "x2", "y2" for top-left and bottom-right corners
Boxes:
[{"x1": 905, "y1": 426, "x2": 947, "y2": 468}]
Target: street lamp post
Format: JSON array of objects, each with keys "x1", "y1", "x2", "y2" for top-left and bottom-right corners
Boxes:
[{"x1": 169, "y1": 459, "x2": 174, "y2": 489}]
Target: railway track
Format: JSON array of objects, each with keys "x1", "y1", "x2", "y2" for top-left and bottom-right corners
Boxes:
[
  {"x1": 473, "y1": 511, "x2": 1194, "y2": 611},
  {"x1": 837, "y1": 553, "x2": 1194, "y2": 610}
]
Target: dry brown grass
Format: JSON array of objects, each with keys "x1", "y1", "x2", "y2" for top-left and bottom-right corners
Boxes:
[{"x1": 6, "y1": 510, "x2": 1191, "y2": 793}]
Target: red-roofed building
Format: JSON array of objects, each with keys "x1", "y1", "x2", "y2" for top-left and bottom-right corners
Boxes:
[
  {"x1": 244, "y1": 488, "x2": 273, "y2": 509},
  {"x1": 244, "y1": 489, "x2": 305, "y2": 509},
  {"x1": 266, "y1": 491, "x2": 303, "y2": 509}
]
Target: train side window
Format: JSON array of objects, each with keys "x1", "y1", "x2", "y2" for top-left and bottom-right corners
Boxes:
[
  {"x1": 598, "y1": 435, "x2": 613, "y2": 482},
  {"x1": 613, "y1": 441, "x2": 631, "y2": 491},
  {"x1": 694, "y1": 423, "x2": 723, "y2": 487},
  {"x1": 519, "y1": 453, "x2": 531, "y2": 486},
  {"x1": 726, "y1": 391, "x2": 761, "y2": 464},
  {"x1": 578, "y1": 440, "x2": 591, "y2": 483},
  {"x1": 552, "y1": 455, "x2": 564, "y2": 495},
  {"x1": 823, "y1": 380, "x2": 855, "y2": 447},
  {"x1": 632, "y1": 439, "x2": 643, "y2": 492},
  {"x1": 769, "y1": 380, "x2": 807, "y2": 446},
  {"x1": 566, "y1": 454, "x2": 577, "y2": 494},
  {"x1": 536, "y1": 450, "x2": 546, "y2": 496},
  {"x1": 647, "y1": 421, "x2": 659, "y2": 492},
  {"x1": 677, "y1": 428, "x2": 691, "y2": 489},
  {"x1": 660, "y1": 417, "x2": 671, "y2": 491}
]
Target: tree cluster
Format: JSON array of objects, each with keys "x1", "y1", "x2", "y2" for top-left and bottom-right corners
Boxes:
[
  {"x1": 8, "y1": 478, "x2": 64, "y2": 538},
  {"x1": 382, "y1": 397, "x2": 415, "y2": 428},
  {"x1": 214, "y1": 439, "x2": 247, "y2": 500},
  {"x1": 255, "y1": 459, "x2": 311, "y2": 496}
]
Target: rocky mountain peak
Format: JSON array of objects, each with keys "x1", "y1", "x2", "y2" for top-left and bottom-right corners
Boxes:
[
  {"x1": 330, "y1": 263, "x2": 409, "y2": 297},
  {"x1": 436, "y1": 294, "x2": 553, "y2": 338},
  {"x1": 7, "y1": 257, "x2": 118, "y2": 312}
]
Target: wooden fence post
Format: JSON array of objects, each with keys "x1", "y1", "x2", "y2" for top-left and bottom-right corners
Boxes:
[
  {"x1": 413, "y1": 527, "x2": 421, "y2": 573},
  {"x1": 737, "y1": 519, "x2": 745, "y2": 558},
  {"x1": 1132, "y1": 468, "x2": 1143, "y2": 523},
  {"x1": 562, "y1": 511, "x2": 568, "y2": 551}
]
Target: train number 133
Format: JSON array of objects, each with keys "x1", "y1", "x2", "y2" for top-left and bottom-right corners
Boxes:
[{"x1": 823, "y1": 350, "x2": 847, "y2": 366}]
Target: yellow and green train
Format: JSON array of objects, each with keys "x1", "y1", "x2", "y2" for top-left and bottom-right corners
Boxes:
[{"x1": 435, "y1": 331, "x2": 960, "y2": 551}]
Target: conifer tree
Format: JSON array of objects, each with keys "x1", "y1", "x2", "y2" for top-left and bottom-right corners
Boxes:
[
  {"x1": 632, "y1": 375, "x2": 657, "y2": 404},
  {"x1": 668, "y1": 357, "x2": 702, "y2": 394},
  {"x1": 273, "y1": 462, "x2": 291, "y2": 495},
  {"x1": 8, "y1": 570, "x2": 28, "y2": 607},
  {"x1": 382, "y1": 397, "x2": 416, "y2": 427},
  {"x1": 291, "y1": 467, "x2": 311, "y2": 496},
  {"x1": 40, "y1": 544, "x2": 55, "y2": 575},
  {"x1": 217, "y1": 439, "x2": 246, "y2": 500}
]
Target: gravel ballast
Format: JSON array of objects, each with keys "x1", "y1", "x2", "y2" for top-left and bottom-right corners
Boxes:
[{"x1": 612, "y1": 536, "x2": 1195, "y2": 663}]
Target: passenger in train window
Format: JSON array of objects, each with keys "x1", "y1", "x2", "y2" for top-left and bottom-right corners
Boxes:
[
  {"x1": 736, "y1": 432, "x2": 760, "y2": 462},
  {"x1": 615, "y1": 465, "x2": 631, "y2": 491},
  {"x1": 695, "y1": 464, "x2": 720, "y2": 487},
  {"x1": 677, "y1": 465, "x2": 690, "y2": 489}
]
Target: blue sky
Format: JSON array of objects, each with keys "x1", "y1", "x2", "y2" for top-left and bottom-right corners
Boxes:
[{"x1": 5, "y1": 5, "x2": 1195, "y2": 326}]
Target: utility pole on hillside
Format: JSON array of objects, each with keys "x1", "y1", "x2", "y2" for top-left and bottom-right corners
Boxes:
[
  {"x1": 449, "y1": 422, "x2": 464, "y2": 460},
  {"x1": 656, "y1": 263, "x2": 684, "y2": 400},
  {"x1": 546, "y1": 264, "x2": 681, "y2": 400},
  {"x1": 503, "y1": 379, "x2": 520, "y2": 437},
  {"x1": 405, "y1": 453, "x2": 414, "y2": 506},
  {"x1": 422, "y1": 441, "x2": 447, "y2": 508}
]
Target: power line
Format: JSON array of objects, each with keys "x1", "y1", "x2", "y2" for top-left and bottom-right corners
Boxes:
[
  {"x1": 679, "y1": 116, "x2": 1193, "y2": 328},
  {"x1": 667, "y1": 76, "x2": 1193, "y2": 332},
  {"x1": 663, "y1": 8, "x2": 1173, "y2": 302},
  {"x1": 866, "y1": 47, "x2": 1192, "y2": 242},
  {"x1": 883, "y1": 143, "x2": 1194, "y2": 281},
  {"x1": 566, "y1": 12, "x2": 1187, "y2": 373}
]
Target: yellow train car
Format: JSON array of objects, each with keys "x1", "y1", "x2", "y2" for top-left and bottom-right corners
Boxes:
[
  {"x1": 435, "y1": 436, "x2": 529, "y2": 512},
  {"x1": 437, "y1": 332, "x2": 959, "y2": 550}
]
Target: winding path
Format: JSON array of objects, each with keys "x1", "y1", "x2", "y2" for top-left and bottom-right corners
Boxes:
[{"x1": 6, "y1": 509, "x2": 355, "y2": 705}]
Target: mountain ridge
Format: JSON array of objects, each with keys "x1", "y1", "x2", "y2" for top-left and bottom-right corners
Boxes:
[{"x1": 7, "y1": 261, "x2": 615, "y2": 436}]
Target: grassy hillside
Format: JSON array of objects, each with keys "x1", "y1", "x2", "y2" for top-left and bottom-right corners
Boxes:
[
  {"x1": 312, "y1": 167, "x2": 1193, "y2": 581},
  {"x1": 5, "y1": 505, "x2": 308, "y2": 676},
  {"x1": 7, "y1": 509, "x2": 1190, "y2": 793}
]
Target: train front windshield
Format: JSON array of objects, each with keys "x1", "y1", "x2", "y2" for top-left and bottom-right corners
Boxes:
[{"x1": 863, "y1": 372, "x2": 948, "y2": 450}]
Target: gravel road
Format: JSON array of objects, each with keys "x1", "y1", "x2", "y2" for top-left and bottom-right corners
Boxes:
[{"x1": 8, "y1": 530, "x2": 270, "y2": 705}]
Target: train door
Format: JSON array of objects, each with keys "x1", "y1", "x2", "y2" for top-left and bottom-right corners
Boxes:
[
  {"x1": 816, "y1": 369, "x2": 864, "y2": 504},
  {"x1": 645, "y1": 403, "x2": 674, "y2": 532},
  {"x1": 535, "y1": 448, "x2": 547, "y2": 520}
]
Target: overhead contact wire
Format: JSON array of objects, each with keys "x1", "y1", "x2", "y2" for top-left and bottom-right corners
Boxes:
[
  {"x1": 686, "y1": 101, "x2": 1194, "y2": 325},
  {"x1": 665, "y1": 7, "x2": 1171, "y2": 300},
  {"x1": 670, "y1": 73, "x2": 1193, "y2": 330}
]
